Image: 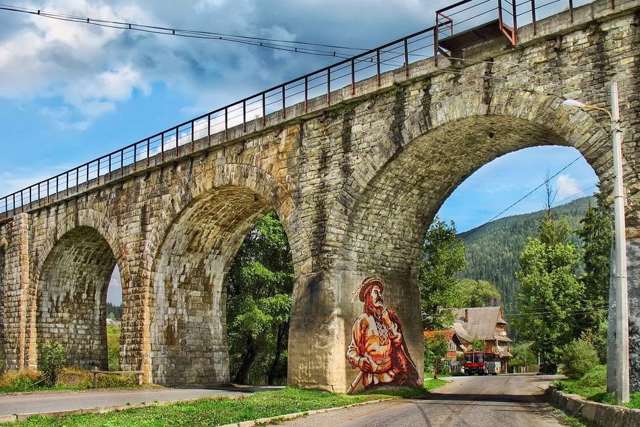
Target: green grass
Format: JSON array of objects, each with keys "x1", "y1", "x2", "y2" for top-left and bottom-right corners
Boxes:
[
  {"x1": 15, "y1": 388, "x2": 389, "y2": 427},
  {"x1": 14, "y1": 376, "x2": 450, "y2": 426},
  {"x1": 552, "y1": 409, "x2": 587, "y2": 427},
  {"x1": 555, "y1": 365, "x2": 640, "y2": 409},
  {"x1": 107, "y1": 324, "x2": 121, "y2": 371},
  {"x1": 425, "y1": 377, "x2": 448, "y2": 391}
]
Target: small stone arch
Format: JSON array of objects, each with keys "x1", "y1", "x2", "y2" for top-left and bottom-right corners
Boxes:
[
  {"x1": 36, "y1": 225, "x2": 121, "y2": 370},
  {"x1": 144, "y1": 162, "x2": 302, "y2": 386}
]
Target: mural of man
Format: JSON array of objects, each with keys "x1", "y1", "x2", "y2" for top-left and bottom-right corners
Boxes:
[{"x1": 346, "y1": 277, "x2": 420, "y2": 393}]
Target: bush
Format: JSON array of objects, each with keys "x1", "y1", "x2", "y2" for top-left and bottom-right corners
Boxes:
[
  {"x1": 0, "y1": 370, "x2": 42, "y2": 392},
  {"x1": 560, "y1": 338, "x2": 598, "y2": 379},
  {"x1": 40, "y1": 341, "x2": 66, "y2": 386}
]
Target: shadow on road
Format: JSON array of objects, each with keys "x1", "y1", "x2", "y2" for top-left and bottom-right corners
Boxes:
[{"x1": 423, "y1": 392, "x2": 545, "y2": 404}]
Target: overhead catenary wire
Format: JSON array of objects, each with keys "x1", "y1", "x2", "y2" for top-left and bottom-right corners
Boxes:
[{"x1": 0, "y1": 3, "x2": 367, "y2": 59}]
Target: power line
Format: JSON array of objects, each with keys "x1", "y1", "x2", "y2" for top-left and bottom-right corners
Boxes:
[
  {"x1": 0, "y1": 4, "x2": 367, "y2": 59},
  {"x1": 485, "y1": 156, "x2": 585, "y2": 224}
]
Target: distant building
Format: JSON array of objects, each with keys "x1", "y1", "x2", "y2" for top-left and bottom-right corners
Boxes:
[{"x1": 424, "y1": 306, "x2": 512, "y2": 373}]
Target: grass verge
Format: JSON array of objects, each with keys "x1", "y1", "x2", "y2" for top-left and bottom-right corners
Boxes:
[
  {"x1": 555, "y1": 365, "x2": 640, "y2": 409},
  {"x1": 15, "y1": 388, "x2": 388, "y2": 427}
]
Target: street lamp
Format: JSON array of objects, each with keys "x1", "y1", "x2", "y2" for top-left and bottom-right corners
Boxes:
[{"x1": 562, "y1": 81, "x2": 629, "y2": 403}]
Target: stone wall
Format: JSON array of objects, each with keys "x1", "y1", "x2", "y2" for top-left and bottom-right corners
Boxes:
[{"x1": 0, "y1": 0, "x2": 638, "y2": 393}]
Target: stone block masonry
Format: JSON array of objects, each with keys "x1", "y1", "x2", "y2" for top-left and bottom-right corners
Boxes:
[{"x1": 0, "y1": 0, "x2": 639, "y2": 392}]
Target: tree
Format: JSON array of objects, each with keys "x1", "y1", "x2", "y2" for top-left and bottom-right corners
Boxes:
[
  {"x1": 453, "y1": 279, "x2": 501, "y2": 308},
  {"x1": 419, "y1": 217, "x2": 466, "y2": 329},
  {"x1": 424, "y1": 332, "x2": 450, "y2": 379},
  {"x1": 510, "y1": 342, "x2": 537, "y2": 372},
  {"x1": 515, "y1": 214, "x2": 584, "y2": 374},
  {"x1": 576, "y1": 192, "x2": 612, "y2": 360},
  {"x1": 226, "y1": 212, "x2": 294, "y2": 385},
  {"x1": 560, "y1": 338, "x2": 599, "y2": 379}
]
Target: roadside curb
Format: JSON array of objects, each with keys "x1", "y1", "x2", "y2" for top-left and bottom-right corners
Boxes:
[
  {"x1": 0, "y1": 394, "x2": 247, "y2": 424},
  {"x1": 219, "y1": 398, "x2": 393, "y2": 427},
  {"x1": 545, "y1": 386, "x2": 640, "y2": 427}
]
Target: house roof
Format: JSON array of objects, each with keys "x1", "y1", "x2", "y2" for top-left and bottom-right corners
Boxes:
[{"x1": 453, "y1": 306, "x2": 512, "y2": 343}]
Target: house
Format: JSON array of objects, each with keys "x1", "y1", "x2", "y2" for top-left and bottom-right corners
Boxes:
[
  {"x1": 453, "y1": 306, "x2": 512, "y2": 371},
  {"x1": 424, "y1": 306, "x2": 512, "y2": 373}
]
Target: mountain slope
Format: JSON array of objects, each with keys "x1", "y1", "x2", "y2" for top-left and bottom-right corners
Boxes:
[{"x1": 458, "y1": 196, "x2": 593, "y2": 312}]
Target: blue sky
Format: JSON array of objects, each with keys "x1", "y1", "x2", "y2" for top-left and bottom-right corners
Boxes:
[{"x1": 0, "y1": 1, "x2": 597, "y2": 305}]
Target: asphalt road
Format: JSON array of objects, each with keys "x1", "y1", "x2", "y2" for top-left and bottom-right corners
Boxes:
[
  {"x1": 276, "y1": 374, "x2": 565, "y2": 427},
  {"x1": 0, "y1": 387, "x2": 249, "y2": 418}
]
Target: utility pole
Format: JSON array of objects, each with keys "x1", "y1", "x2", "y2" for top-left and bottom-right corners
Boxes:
[
  {"x1": 562, "y1": 81, "x2": 629, "y2": 403},
  {"x1": 611, "y1": 81, "x2": 630, "y2": 404}
]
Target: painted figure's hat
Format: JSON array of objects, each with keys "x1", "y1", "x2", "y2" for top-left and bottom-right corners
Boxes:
[{"x1": 355, "y1": 277, "x2": 384, "y2": 302}]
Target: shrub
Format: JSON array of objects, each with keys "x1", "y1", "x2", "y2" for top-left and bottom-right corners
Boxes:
[
  {"x1": 560, "y1": 338, "x2": 598, "y2": 379},
  {"x1": 0, "y1": 370, "x2": 42, "y2": 392},
  {"x1": 40, "y1": 341, "x2": 66, "y2": 386}
]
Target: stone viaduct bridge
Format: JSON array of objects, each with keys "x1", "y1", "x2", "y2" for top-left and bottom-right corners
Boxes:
[{"x1": 0, "y1": 0, "x2": 639, "y2": 392}]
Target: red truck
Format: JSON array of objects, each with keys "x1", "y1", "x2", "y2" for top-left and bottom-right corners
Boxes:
[{"x1": 463, "y1": 351, "x2": 501, "y2": 375}]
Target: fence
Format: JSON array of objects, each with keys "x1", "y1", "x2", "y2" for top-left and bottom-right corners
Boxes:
[{"x1": 0, "y1": 0, "x2": 599, "y2": 219}]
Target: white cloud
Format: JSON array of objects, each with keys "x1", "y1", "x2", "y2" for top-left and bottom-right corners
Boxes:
[
  {"x1": 0, "y1": 0, "x2": 452, "y2": 131},
  {"x1": 556, "y1": 174, "x2": 582, "y2": 200}
]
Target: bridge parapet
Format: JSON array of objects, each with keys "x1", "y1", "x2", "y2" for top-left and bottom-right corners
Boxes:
[{"x1": 4, "y1": 0, "x2": 636, "y2": 221}]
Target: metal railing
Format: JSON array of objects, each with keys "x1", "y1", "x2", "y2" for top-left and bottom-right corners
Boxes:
[{"x1": 0, "y1": 0, "x2": 599, "y2": 220}]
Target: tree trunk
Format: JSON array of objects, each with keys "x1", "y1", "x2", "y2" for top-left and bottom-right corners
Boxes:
[
  {"x1": 234, "y1": 336, "x2": 257, "y2": 384},
  {"x1": 267, "y1": 322, "x2": 287, "y2": 385}
]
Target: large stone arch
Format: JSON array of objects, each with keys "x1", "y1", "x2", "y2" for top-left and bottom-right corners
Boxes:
[
  {"x1": 36, "y1": 225, "x2": 122, "y2": 369},
  {"x1": 145, "y1": 163, "x2": 299, "y2": 386},
  {"x1": 288, "y1": 86, "x2": 636, "y2": 393}
]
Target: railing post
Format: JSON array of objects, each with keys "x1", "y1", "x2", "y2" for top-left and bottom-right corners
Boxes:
[
  {"x1": 120, "y1": 150, "x2": 124, "y2": 176},
  {"x1": 404, "y1": 38, "x2": 409, "y2": 77},
  {"x1": 282, "y1": 86, "x2": 286, "y2": 119},
  {"x1": 207, "y1": 114, "x2": 211, "y2": 142},
  {"x1": 569, "y1": 0, "x2": 574, "y2": 22},
  {"x1": 498, "y1": 0, "x2": 504, "y2": 28},
  {"x1": 65, "y1": 173, "x2": 69, "y2": 194},
  {"x1": 243, "y1": 99, "x2": 247, "y2": 132},
  {"x1": 134, "y1": 144, "x2": 138, "y2": 167},
  {"x1": 97, "y1": 158, "x2": 101, "y2": 178},
  {"x1": 12, "y1": 193, "x2": 15, "y2": 215},
  {"x1": 327, "y1": 69, "x2": 331, "y2": 106},
  {"x1": 376, "y1": 49, "x2": 381, "y2": 86},
  {"x1": 434, "y1": 25, "x2": 439, "y2": 67},
  {"x1": 531, "y1": 0, "x2": 537, "y2": 35},
  {"x1": 304, "y1": 77, "x2": 309, "y2": 112},
  {"x1": 146, "y1": 139, "x2": 150, "y2": 167},
  {"x1": 29, "y1": 187, "x2": 32, "y2": 208},
  {"x1": 351, "y1": 59, "x2": 356, "y2": 95},
  {"x1": 76, "y1": 169, "x2": 79, "y2": 191},
  {"x1": 224, "y1": 107, "x2": 228, "y2": 139},
  {"x1": 161, "y1": 133, "x2": 165, "y2": 162},
  {"x1": 512, "y1": 0, "x2": 518, "y2": 42},
  {"x1": 175, "y1": 127, "x2": 179, "y2": 158},
  {"x1": 20, "y1": 190, "x2": 23, "y2": 213},
  {"x1": 262, "y1": 93, "x2": 267, "y2": 125}
]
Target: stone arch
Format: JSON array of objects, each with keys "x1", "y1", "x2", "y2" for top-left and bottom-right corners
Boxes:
[
  {"x1": 36, "y1": 226, "x2": 121, "y2": 369},
  {"x1": 316, "y1": 89, "x2": 620, "y2": 392},
  {"x1": 147, "y1": 163, "x2": 298, "y2": 386},
  {"x1": 31, "y1": 208, "x2": 135, "y2": 369}
]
